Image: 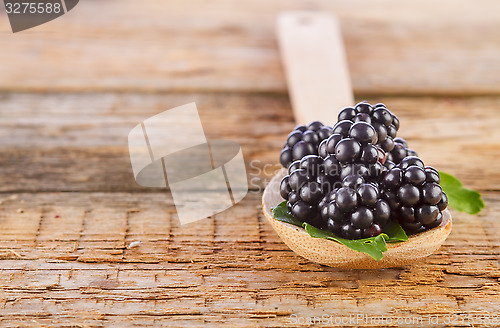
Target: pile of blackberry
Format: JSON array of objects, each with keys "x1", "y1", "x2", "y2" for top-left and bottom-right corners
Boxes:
[{"x1": 278, "y1": 101, "x2": 448, "y2": 239}]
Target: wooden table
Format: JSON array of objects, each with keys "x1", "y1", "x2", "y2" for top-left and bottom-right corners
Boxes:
[{"x1": 0, "y1": 1, "x2": 499, "y2": 326}]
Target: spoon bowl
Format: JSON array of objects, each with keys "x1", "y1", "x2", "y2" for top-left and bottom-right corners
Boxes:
[{"x1": 262, "y1": 169, "x2": 452, "y2": 269}]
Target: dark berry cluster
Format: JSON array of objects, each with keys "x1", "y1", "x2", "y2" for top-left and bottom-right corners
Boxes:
[
  {"x1": 337, "y1": 102, "x2": 399, "y2": 152},
  {"x1": 280, "y1": 154, "x2": 333, "y2": 228},
  {"x1": 280, "y1": 121, "x2": 333, "y2": 168},
  {"x1": 318, "y1": 175, "x2": 391, "y2": 239},
  {"x1": 319, "y1": 120, "x2": 385, "y2": 183},
  {"x1": 380, "y1": 156, "x2": 448, "y2": 233},
  {"x1": 387, "y1": 137, "x2": 418, "y2": 164},
  {"x1": 277, "y1": 101, "x2": 448, "y2": 239}
]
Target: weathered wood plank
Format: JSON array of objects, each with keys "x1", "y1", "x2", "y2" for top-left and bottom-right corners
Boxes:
[
  {"x1": 0, "y1": 1, "x2": 498, "y2": 326},
  {"x1": 0, "y1": 0, "x2": 499, "y2": 95},
  {"x1": 0, "y1": 192, "x2": 498, "y2": 327},
  {"x1": 1, "y1": 93, "x2": 499, "y2": 192}
]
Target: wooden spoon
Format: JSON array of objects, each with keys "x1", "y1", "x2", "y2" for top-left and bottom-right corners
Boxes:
[{"x1": 262, "y1": 12, "x2": 452, "y2": 269}]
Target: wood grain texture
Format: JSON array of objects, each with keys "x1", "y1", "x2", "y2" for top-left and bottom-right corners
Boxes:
[
  {"x1": 0, "y1": 192, "x2": 498, "y2": 327},
  {"x1": 1, "y1": 92, "x2": 499, "y2": 326},
  {"x1": 1, "y1": 0, "x2": 500, "y2": 326},
  {"x1": 277, "y1": 12, "x2": 354, "y2": 124},
  {"x1": 1, "y1": 93, "x2": 499, "y2": 192},
  {"x1": 0, "y1": 0, "x2": 499, "y2": 95}
]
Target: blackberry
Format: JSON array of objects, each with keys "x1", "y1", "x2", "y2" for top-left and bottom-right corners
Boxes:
[
  {"x1": 387, "y1": 137, "x2": 419, "y2": 164},
  {"x1": 318, "y1": 188, "x2": 338, "y2": 220},
  {"x1": 323, "y1": 120, "x2": 385, "y2": 183},
  {"x1": 379, "y1": 156, "x2": 448, "y2": 234},
  {"x1": 337, "y1": 101, "x2": 400, "y2": 152},
  {"x1": 279, "y1": 155, "x2": 338, "y2": 228},
  {"x1": 280, "y1": 121, "x2": 333, "y2": 168},
  {"x1": 277, "y1": 103, "x2": 446, "y2": 240},
  {"x1": 322, "y1": 175, "x2": 391, "y2": 239}
]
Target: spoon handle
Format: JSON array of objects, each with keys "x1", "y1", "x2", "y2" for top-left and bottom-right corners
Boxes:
[{"x1": 277, "y1": 12, "x2": 354, "y2": 125}]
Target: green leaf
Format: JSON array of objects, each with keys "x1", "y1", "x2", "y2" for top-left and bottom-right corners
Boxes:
[
  {"x1": 271, "y1": 201, "x2": 409, "y2": 261},
  {"x1": 383, "y1": 220, "x2": 408, "y2": 243},
  {"x1": 304, "y1": 223, "x2": 387, "y2": 261},
  {"x1": 439, "y1": 171, "x2": 485, "y2": 214},
  {"x1": 272, "y1": 201, "x2": 303, "y2": 227}
]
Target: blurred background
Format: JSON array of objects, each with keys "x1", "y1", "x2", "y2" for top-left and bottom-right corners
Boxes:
[
  {"x1": 1, "y1": 0, "x2": 499, "y2": 193},
  {"x1": 1, "y1": 0, "x2": 499, "y2": 94}
]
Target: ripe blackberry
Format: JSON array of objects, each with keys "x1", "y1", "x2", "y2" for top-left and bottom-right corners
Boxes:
[
  {"x1": 280, "y1": 121, "x2": 333, "y2": 168},
  {"x1": 387, "y1": 137, "x2": 418, "y2": 164},
  {"x1": 276, "y1": 104, "x2": 445, "y2": 239},
  {"x1": 321, "y1": 175, "x2": 391, "y2": 239},
  {"x1": 279, "y1": 155, "x2": 339, "y2": 227},
  {"x1": 379, "y1": 156, "x2": 448, "y2": 234},
  {"x1": 323, "y1": 120, "x2": 385, "y2": 183},
  {"x1": 337, "y1": 101, "x2": 400, "y2": 152}
]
